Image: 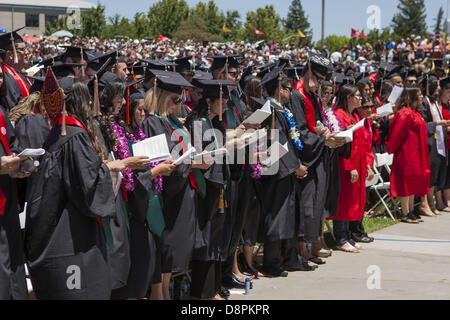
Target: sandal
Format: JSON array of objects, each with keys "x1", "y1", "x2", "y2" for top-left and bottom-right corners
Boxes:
[
  {"x1": 308, "y1": 256, "x2": 326, "y2": 265},
  {"x1": 349, "y1": 239, "x2": 363, "y2": 250},
  {"x1": 411, "y1": 211, "x2": 424, "y2": 222},
  {"x1": 313, "y1": 248, "x2": 332, "y2": 258},
  {"x1": 336, "y1": 242, "x2": 359, "y2": 253},
  {"x1": 401, "y1": 213, "x2": 419, "y2": 224}
]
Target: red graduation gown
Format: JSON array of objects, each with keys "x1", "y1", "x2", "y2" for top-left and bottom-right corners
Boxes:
[
  {"x1": 387, "y1": 107, "x2": 430, "y2": 197},
  {"x1": 331, "y1": 109, "x2": 369, "y2": 221}
]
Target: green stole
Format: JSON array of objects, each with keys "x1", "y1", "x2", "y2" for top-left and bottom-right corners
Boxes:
[{"x1": 224, "y1": 90, "x2": 244, "y2": 129}]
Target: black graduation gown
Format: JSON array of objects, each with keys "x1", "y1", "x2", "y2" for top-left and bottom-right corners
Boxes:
[
  {"x1": 290, "y1": 89, "x2": 328, "y2": 242},
  {"x1": 13, "y1": 113, "x2": 50, "y2": 209},
  {"x1": 25, "y1": 125, "x2": 116, "y2": 300},
  {"x1": 0, "y1": 107, "x2": 28, "y2": 300},
  {"x1": 92, "y1": 121, "x2": 131, "y2": 293},
  {"x1": 420, "y1": 98, "x2": 447, "y2": 189},
  {"x1": 187, "y1": 118, "x2": 231, "y2": 262},
  {"x1": 258, "y1": 101, "x2": 300, "y2": 242},
  {"x1": 141, "y1": 115, "x2": 196, "y2": 273},
  {"x1": 1, "y1": 65, "x2": 30, "y2": 113},
  {"x1": 13, "y1": 114, "x2": 49, "y2": 149}
]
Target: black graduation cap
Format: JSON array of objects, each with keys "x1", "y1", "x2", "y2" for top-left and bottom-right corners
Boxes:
[
  {"x1": 37, "y1": 53, "x2": 65, "y2": 67},
  {"x1": 345, "y1": 68, "x2": 355, "y2": 77},
  {"x1": 308, "y1": 51, "x2": 333, "y2": 77},
  {"x1": 26, "y1": 75, "x2": 45, "y2": 94},
  {"x1": 343, "y1": 76, "x2": 356, "y2": 85},
  {"x1": 87, "y1": 50, "x2": 117, "y2": 71},
  {"x1": 239, "y1": 65, "x2": 256, "y2": 88},
  {"x1": 250, "y1": 96, "x2": 267, "y2": 107},
  {"x1": 193, "y1": 70, "x2": 213, "y2": 81},
  {"x1": 257, "y1": 64, "x2": 287, "y2": 88},
  {"x1": 127, "y1": 61, "x2": 145, "y2": 76},
  {"x1": 256, "y1": 62, "x2": 277, "y2": 80},
  {"x1": 175, "y1": 56, "x2": 194, "y2": 76},
  {"x1": 286, "y1": 65, "x2": 306, "y2": 80},
  {"x1": 195, "y1": 79, "x2": 236, "y2": 99},
  {"x1": 277, "y1": 57, "x2": 291, "y2": 68},
  {"x1": 148, "y1": 69, "x2": 193, "y2": 94},
  {"x1": 378, "y1": 62, "x2": 396, "y2": 75},
  {"x1": 209, "y1": 54, "x2": 241, "y2": 72},
  {"x1": 332, "y1": 72, "x2": 345, "y2": 85},
  {"x1": 51, "y1": 62, "x2": 83, "y2": 78},
  {"x1": 60, "y1": 45, "x2": 93, "y2": 61},
  {"x1": 140, "y1": 58, "x2": 177, "y2": 72},
  {"x1": 125, "y1": 78, "x2": 144, "y2": 95},
  {"x1": 440, "y1": 77, "x2": 450, "y2": 89},
  {"x1": 387, "y1": 65, "x2": 404, "y2": 80},
  {"x1": 0, "y1": 27, "x2": 24, "y2": 50},
  {"x1": 355, "y1": 72, "x2": 370, "y2": 83}
]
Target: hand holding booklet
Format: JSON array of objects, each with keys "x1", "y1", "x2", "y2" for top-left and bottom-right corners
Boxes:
[
  {"x1": 377, "y1": 103, "x2": 393, "y2": 117},
  {"x1": 173, "y1": 147, "x2": 196, "y2": 165},
  {"x1": 193, "y1": 148, "x2": 228, "y2": 162},
  {"x1": 132, "y1": 134, "x2": 172, "y2": 163},
  {"x1": 17, "y1": 148, "x2": 45, "y2": 158},
  {"x1": 242, "y1": 100, "x2": 271, "y2": 125},
  {"x1": 261, "y1": 142, "x2": 289, "y2": 166},
  {"x1": 334, "y1": 119, "x2": 365, "y2": 143}
]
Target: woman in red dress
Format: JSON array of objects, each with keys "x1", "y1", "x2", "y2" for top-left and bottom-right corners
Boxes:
[
  {"x1": 387, "y1": 88, "x2": 430, "y2": 223},
  {"x1": 331, "y1": 85, "x2": 372, "y2": 253}
]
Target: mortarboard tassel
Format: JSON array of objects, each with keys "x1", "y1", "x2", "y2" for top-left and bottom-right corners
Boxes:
[
  {"x1": 219, "y1": 83, "x2": 223, "y2": 121},
  {"x1": 80, "y1": 48, "x2": 86, "y2": 79},
  {"x1": 10, "y1": 33, "x2": 18, "y2": 65},
  {"x1": 152, "y1": 77, "x2": 157, "y2": 114},
  {"x1": 61, "y1": 101, "x2": 67, "y2": 136},
  {"x1": 426, "y1": 74, "x2": 430, "y2": 97},
  {"x1": 225, "y1": 57, "x2": 229, "y2": 78},
  {"x1": 92, "y1": 74, "x2": 101, "y2": 117}
]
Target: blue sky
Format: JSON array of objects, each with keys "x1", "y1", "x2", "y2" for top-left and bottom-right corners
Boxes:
[{"x1": 94, "y1": 0, "x2": 447, "y2": 41}]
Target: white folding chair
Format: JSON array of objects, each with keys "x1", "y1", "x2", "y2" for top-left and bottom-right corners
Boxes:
[{"x1": 367, "y1": 153, "x2": 398, "y2": 221}]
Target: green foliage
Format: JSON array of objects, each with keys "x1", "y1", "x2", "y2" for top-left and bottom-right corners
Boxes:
[
  {"x1": 283, "y1": 0, "x2": 312, "y2": 45},
  {"x1": 222, "y1": 10, "x2": 242, "y2": 41},
  {"x1": 391, "y1": 0, "x2": 427, "y2": 38},
  {"x1": 244, "y1": 5, "x2": 283, "y2": 42},
  {"x1": 147, "y1": 0, "x2": 190, "y2": 38},
  {"x1": 435, "y1": 6, "x2": 445, "y2": 34},
  {"x1": 81, "y1": 3, "x2": 106, "y2": 37},
  {"x1": 322, "y1": 35, "x2": 351, "y2": 52},
  {"x1": 191, "y1": 1, "x2": 225, "y2": 35},
  {"x1": 45, "y1": 16, "x2": 71, "y2": 36},
  {"x1": 172, "y1": 14, "x2": 222, "y2": 42}
]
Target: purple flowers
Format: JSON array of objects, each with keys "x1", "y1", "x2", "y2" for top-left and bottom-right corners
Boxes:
[
  {"x1": 250, "y1": 146, "x2": 263, "y2": 179},
  {"x1": 322, "y1": 107, "x2": 344, "y2": 133}
]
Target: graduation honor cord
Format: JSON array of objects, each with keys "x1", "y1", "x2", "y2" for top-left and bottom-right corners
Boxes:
[
  {"x1": 2, "y1": 64, "x2": 30, "y2": 99},
  {"x1": 0, "y1": 112, "x2": 10, "y2": 216},
  {"x1": 295, "y1": 80, "x2": 323, "y2": 134}
]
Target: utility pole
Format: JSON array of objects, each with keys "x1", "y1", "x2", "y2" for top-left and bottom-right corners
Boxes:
[{"x1": 321, "y1": 0, "x2": 325, "y2": 47}]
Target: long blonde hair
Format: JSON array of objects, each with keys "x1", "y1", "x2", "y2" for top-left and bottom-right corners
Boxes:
[
  {"x1": 144, "y1": 86, "x2": 181, "y2": 119},
  {"x1": 8, "y1": 92, "x2": 48, "y2": 124}
]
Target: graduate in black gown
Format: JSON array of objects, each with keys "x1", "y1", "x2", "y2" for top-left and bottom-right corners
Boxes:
[
  {"x1": 0, "y1": 105, "x2": 29, "y2": 300},
  {"x1": 420, "y1": 76, "x2": 450, "y2": 214},
  {"x1": 289, "y1": 52, "x2": 346, "y2": 267},
  {"x1": 256, "y1": 65, "x2": 308, "y2": 277},
  {"x1": 141, "y1": 69, "x2": 211, "y2": 300},
  {"x1": 25, "y1": 76, "x2": 116, "y2": 299},
  {"x1": 184, "y1": 79, "x2": 235, "y2": 300},
  {"x1": 0, "y1": 28, "x2": 31, "y2": 113}
]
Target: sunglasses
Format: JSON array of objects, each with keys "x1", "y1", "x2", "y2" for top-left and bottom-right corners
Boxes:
[
  {"x1": 361, "y1": 105, "x2": 374, "y2": 109},
  {"x1": 321, "y1": 92, "x2": 332, "y2": 97},
  {"x1": 228, "y1": 71, "x2": 242, "y2": 77}
]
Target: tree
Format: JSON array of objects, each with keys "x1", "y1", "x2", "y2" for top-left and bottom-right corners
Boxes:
[
  {"x1": 147, "y1": 0, "x2": 189, "y2": 38},
  {"x1": 321, "y1": 35, "x2": 351, "y2": 53},
  {"x1": 81, "y1": 3, "x2": 106, "y2": 37},
  {"x1": 223, "y1": 10, "x2": 242, "y2": 40},
  {"x1": 244, "y1": 5, "x2": 283, "y2": 42},
  {"x1": 434, "y1": 6, "x2": 444, "y2": 34},
  {"x1": 191, "y1": 1, "x2": 225, "y2": 35},
  {"x1": 391, "y1": 0, "x2": 427, "y2": 38},
  {"x1": 283, "y1": 0, "x2": 312, "y2": 45},
  {"x1": 132, "y1": 12, "x2": 151, "y2": 39},
  {"x1": 172, "y1": 14, "x2": 221, "y2": 42}
]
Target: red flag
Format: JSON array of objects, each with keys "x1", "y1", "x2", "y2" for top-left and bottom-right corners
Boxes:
[
  {"x1": 253, "y1": 28, "x2": 264, "y2": 35},
  {"x1": 351, "y1": 28, "x2": 368, "y2": 39}
]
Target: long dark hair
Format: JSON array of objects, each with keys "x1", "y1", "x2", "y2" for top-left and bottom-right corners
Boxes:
[
  {"x1": 397, "y1": 87, "x2": 422, "y2": 111},
  {"x1": 336, "y1": 84, "x2": 359, "y2": 113},
  {"x1": 243, "y1": 77, "x2": 262, "y2": 117},
  {"x1": 119, "y1": 92, "x2": 145, "y2": 137},
  {"x1": 98, "y1": 81, "x2": 126, "y2": 150},
  {"x1": 185, "y1": 97, "x2": 226, "y2": 135},
  {"x1": 65, "y1": 81, "x2": 104, "y2": 160}
]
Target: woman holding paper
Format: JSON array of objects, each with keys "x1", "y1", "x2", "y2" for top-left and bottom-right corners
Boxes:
[
  {"x1": 141, "y1": 71, "x2": 212, "y2": 300},
  {"x1": 102, "y1": 88, "x2": 175, "y2": 300},
  {"x1": 387, "y1": 88, "x2": 431, "y2": 224},
  {"x1": 331, "y1": 85, "x2": 371, "y2": 253}
]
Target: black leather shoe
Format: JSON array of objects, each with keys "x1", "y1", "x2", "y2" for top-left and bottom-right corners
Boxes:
[
  {"x1": 359, "y1": 236, "x2": 373, "y2": 243},
  {"x1": 261, "y1": 266, "x2": 288, "y2": 278},
  {"x1": 222, "y1": 273, "x2": 253, "y2": 289},
  {"x1": 219, "y1": 286, "x2": 230, "y2": 299}
]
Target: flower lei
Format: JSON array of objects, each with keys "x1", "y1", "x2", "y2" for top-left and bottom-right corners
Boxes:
[
  {"x1": 125, "y1": 126, "x2": 163, "y2": 195},
  {"x1": 321, "y1": 107, "x2": 344, "y2": 133},
  {"x1": 250, "y1": 145, "x2": 263, "y2": 179},
  {"x1": 281, "y1": 108, "x2": 304, "y2": 151},
  {"x1": 112, "y1": 121, "x2": 135, "y2": 192}
]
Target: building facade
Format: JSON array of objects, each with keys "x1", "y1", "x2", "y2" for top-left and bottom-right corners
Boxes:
[{"x1": 0, "y1": 0, "x2": 95, "y2": 36}]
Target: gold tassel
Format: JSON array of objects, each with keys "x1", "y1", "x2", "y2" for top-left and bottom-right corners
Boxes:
[
  {"x1": 93, "y1": 74, "x2": 101, "y2": 117},
  {"x1": 426, "y1": 74, "x2": 430, "y2": 97},
  {"x1": 225, "y1": 57, "x2": 229, "y2": 78},
  {"x1": 61, "y1": 99, "x2": 67, "y2": 136},
  {"x1": 80, "y1": 48, "x2": 85, "y2": 79},
  {"x1": 10, "y1": 33, "x2": 18, "y2": 64},
  {"x1": 152, "y1": 77, "x2": 157, "y2": 113}
]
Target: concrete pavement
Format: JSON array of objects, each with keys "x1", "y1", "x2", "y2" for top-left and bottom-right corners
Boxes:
[{"x1": 230, "y1": 213, "x2": 450, "y2": 300}]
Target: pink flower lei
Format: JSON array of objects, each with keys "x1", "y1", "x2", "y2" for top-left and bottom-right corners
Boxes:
[
  {"x1": 125, "y1": 126, "x2": 163, "y2": 194},
  {"x1": 112, "y1": 121, "x2": 135, "y2": 192},
  {"x1": 250, "y1": 145, "x2": 263, "y2": 179},
  {"x1": 321, "y1": 107, "x2": 344, "y2": 133}
]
